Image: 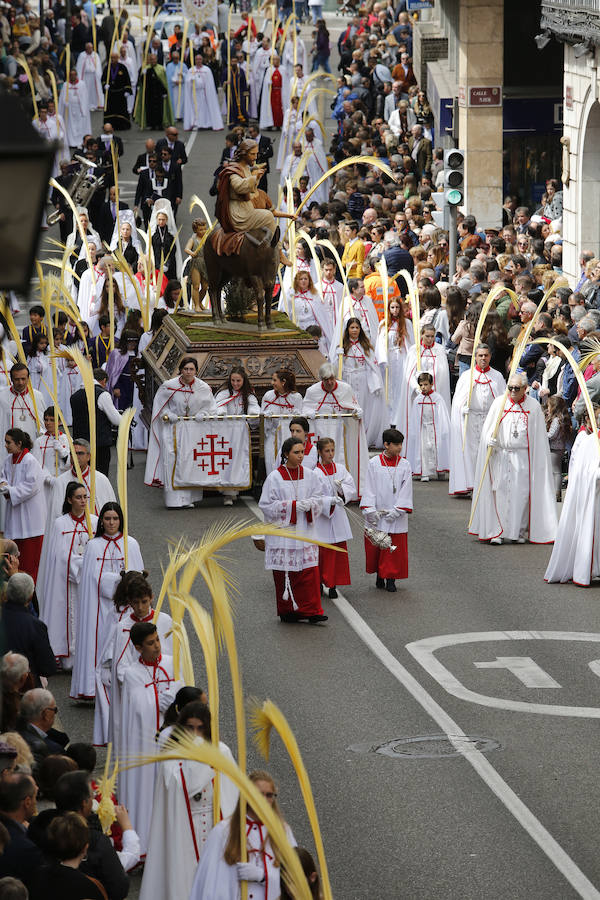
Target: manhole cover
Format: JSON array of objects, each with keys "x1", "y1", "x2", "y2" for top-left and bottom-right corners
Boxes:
[{"x1": 347, "y1": 734, "x2": 501, "y2": 759}]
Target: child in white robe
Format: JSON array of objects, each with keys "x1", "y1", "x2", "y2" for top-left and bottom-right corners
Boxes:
[
  {"x1": 215, "y1": 366, "x2": 260, "y2": 506},
  {"x1": 407, "y1": 372, "x2": 451, "y2": 482},
  {"x1": 314, "y1": 436, "x2": 356, "y2": 598},
  {"x1": 261, "y1": 369, "x2": 303, "y2": 476},
  {"x1": 289, "y1": 416, "x2": 317, "y2": 469}
]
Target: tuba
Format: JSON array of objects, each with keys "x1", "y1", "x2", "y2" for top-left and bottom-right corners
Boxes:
[{"x1": 47, "y1": 156, "x2": 105, "y2": 226}]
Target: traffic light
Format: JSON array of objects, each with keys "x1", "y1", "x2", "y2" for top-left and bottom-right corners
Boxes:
[{"x1": 444, "y1": 148, "x2": 464, "y2": 207}]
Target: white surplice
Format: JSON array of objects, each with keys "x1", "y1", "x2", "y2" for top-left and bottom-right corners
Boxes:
[
  {"x1": 76, "y1": 50, "x2": 103, "y2": 109},
  {"x1": 313, "y1": 461, "x2": 356, "y2": 544},
  {"x1": 70, "y1": 533, "x2": 143, "y2": 701},
  {"x1": 0, "y1": 451, "x2": 46, "y2": 540},
  {"x1": 94, "y1": 606, "x2": 173, "y2": 748},
  {"x1": 341, "y1": 342, "x2": 387, "y2": 448},
  {"x1": 117, "y1": 654, "x2": 182, "y2": 855},
  {"x1": 375, "y1": 318, "x2": 415, "y2": 420},
  {"x1": 545, "y1": 431, "x2": 600, "y2": 585},
  {"x1": 361, "y1": 453, "x2": 413, "y2": 535},
  {"x1": 260, "y1": 390, "x2": 304, "y2": 475},
  {"x1": 0, "y1": 387, "x2": 43, "y2": 464},
  {"x1": 469, "y1": 394, "x2": 557, "y2": 543},
  {"x1": 144, "y1": 376, "x2": 217, "y2": 508},
  {"x1": 183, "y1": 66, "x2": 223, "y2": 131},
  {"x1": 406, "y1": 390, "x2": 451, "y2": 477},
  {"x1": 448, "y1": 365, "x2": 506, "y2": 495},
  {"x1": 38, "y1": 512, "x2": 98, "y2": 665},
  {"x1": 58, "y1": 80, "x2": 92, "y2": 146},
  {"x1": 258, "y1": 465, "x2": 324, "y2": 573},
  {"x1": 141, "y1": 743, "x2": 239, "y2": 900},
  {"x1": 393, "y1": 342, "x2": 450, "y2": 453}
]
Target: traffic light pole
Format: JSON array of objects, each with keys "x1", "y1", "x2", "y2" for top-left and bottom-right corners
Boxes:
[{"x1": 448, "y1": 204, "x2": 458, "y2": 288}]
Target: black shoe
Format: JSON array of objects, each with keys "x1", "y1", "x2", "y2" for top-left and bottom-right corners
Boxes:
[
  {"x1": 308, "y1": 614, "x2": 328, "y2": 624},
  {"x1": 279, "y1": 613, "x2": 300, "y2": 623},
  {"x1": 376, "y1": 576, "x2": 385, "y2": 589},
  {"x1": 328, "y1": 587, "x2": 338, "y2": 599},
  {"x1": 385, "y1": 579, "x2": 397, "y2": 592}
]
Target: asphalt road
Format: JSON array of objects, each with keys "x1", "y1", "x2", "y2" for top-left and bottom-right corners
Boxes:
[{"x1": 34, "y1": 18, "x2": 600, "y2": 900}]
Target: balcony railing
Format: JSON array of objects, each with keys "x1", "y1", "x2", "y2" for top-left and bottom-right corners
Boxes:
[{"x1": 541, "y1": 0, "x2": 600, "y2": 41}]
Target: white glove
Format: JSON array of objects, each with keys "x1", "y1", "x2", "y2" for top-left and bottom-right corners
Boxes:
[
  {"x1": 353, "y1": 407, "x2": 363, "y2": 418},
  {"x1": 373, "y1": 388, "x2": 382, "y2": 397},
  {"x1": 336, "y1": 347, "x2": 344, "y2": 356},
  {"x1": 193, "y1": 411, "x2": 208, "y2": 422},
  {"x1": 331, "y1": 495, "x2": 344, "y2": 506},
  {"x1": 363, "y1": 508, "x2": 378, "y2": 525},
  {"x1": 100, "y1": 665, "x2": 112, "y2": 688},
  {"x1": 386, "y1": 508, "x2": 401, "y2": 520},
  {"x1": 53, "y1": 437, "x2": 64, "y2": 450},
  {"x1": 487, "y1": 437, "x2": 497, "y2": 448},
  {"x1": 334, "y1": 478, "x2": 343, "y2": 490},
  {"x1": 296, "y1": 499, "x2": 311, "y2": 512},
  {"x1": 236, "y1": 863, "x2": 265, "y2": 883},
  {"x1": 166, "y1": 413, "x2": 178, "y2": 424},
  {"x1": 462, "y1": 407, "x2": 470, "y2": 417}
]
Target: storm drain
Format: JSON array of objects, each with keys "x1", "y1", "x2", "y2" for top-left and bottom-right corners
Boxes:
[{"x1": 347, "y1": 734, "x2": 501, "y2": 759}]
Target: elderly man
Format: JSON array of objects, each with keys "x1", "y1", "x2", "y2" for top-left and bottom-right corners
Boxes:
[
  {"x1": 76, "y1": 42, "x2": 103, "y2": 109},
  {"x1": 1, "y1": 575, "x2": 55, "y2": 686},
  {"x1": 0, "y1": 774, "x2": 43, "y2": 889},
  {"x1": 0, "y1": 654, "x2": 31, "y2": 732},
  {"x1": 469, "y1": 372, "x2": 557, "y2": 545},
  {"x1": 407, "y1": 124, "x2": 432, "y2": 176},
  {"x1": 16, "y1": 689, "x2": 68, "y2": 767},
  {"x1": 449, "y1": 344, "x2": 507, "y2": 496},
  {"x1": 133, "y1": 138, "x2": 156, "y2": 174},
  {"x1": 45, "y1": 438, "x2": 115, "y2": 525}
]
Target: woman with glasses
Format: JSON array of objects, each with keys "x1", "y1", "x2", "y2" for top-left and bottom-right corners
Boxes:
[
  {"x1": 515, "y1": 234, "x2": 532, "y2": 259},
  {"x1": 190, "y1": 769, "x2": 296, "y2": 900}
]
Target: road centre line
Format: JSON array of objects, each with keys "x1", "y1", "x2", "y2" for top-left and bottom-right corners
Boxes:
[{"x1": 243, "y1": 496, "x2": 600, "y2": 899}]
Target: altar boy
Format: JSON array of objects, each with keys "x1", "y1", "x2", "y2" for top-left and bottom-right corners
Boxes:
[{"x1": 361, "y1": 428, "x2": 413, "y2": 592}]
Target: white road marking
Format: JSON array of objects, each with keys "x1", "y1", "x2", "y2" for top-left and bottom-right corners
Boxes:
[
  {"x1": 473, "y1": 657, "x2": 562, "y2": 689},
  {"x1": 185, "y1": 129, "x2": 198, "y2": 156},
  {"x1": 242, "y1": 497, "x2": 600, "y2": 898},
  {"x1": 406, "y1": 631, "x2": 600, "y2": 717}
]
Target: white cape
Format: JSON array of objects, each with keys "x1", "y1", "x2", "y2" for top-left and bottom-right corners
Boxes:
[
  {"x1": 469, "y1": 394, "x2": 557, "y2": 543},
  {"x1": 406, "y1": 390, "x2": 451, "y2": 476},
  {"x1": 183, "y1": 66, "x2": 223, "y2": 131},
  {"x1": 448, "y1": 366, "x2": 506, "y2": 495}
]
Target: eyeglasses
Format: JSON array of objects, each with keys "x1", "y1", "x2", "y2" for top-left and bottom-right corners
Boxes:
[
  {"x1": 45, "y1": 706, "x2": 58, "y2": 713},
  {"x1": 508, "y1": 386, "x2": 522, "y2": 391}
]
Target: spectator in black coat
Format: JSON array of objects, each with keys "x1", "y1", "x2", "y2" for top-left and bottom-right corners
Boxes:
[
  {"x1": 29, "y1": 772, "x2": 132, "y2": 900},
  {"x1": 16, "y1": 689, "x2": 68, "y2": 769},
  {"x1": 0, "y1": 574, "x2": 56, "y2": 685},
  {"x1": 29, "y1": 812, "x2": 106, "y2": 900},
  {"x1": 0, "y1": 774, "x2": 43, "y2": 890}
]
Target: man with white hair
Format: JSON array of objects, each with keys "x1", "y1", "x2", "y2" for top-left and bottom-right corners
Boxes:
[
  {"x1": 1, "y1": 575, "x2": 55, "y2": 686},
  {"x1": 469, "y1": 371, "x2": 557, "y2": 545},
  {"x1": 76, "y1": 42, "x2": 103, "y2": 109},
  {"x1": 16, "y1": 688, "x2": 68, "y2": 765},
  {"x1": 1, "y1": 653, "x2": 31, "y2": 732}
]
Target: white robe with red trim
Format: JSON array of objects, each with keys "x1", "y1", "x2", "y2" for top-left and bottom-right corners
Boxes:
[
  {"x1": 70, "y1": 533, "x2": 144, "y2": 701},
  {"x1": 392, "y1": 343, "x2": 450, "y2": 454},
  {"x1": 341, "y1": 342, "x2": 387, "y2": 448},
  {"x1": 258, "y1": 465, "x2": 325, "y2": 572},
  {"x1": 189, "y1": 815, "x2": 297, "y2": 900},
  {"x1": 94, "y1": 607, "x2": 173, "y2": 748},
  {"x1": 38, "y1": 512, "x2": 98, "y2": 665},
  {"x1": 0, "y1": 387, "x2": 44, "y2": 463},
  {"x1": 285, "y1": 290, "x2": 333, "y2": 357},
  {"x1": 469, "y1": 394, "x2": 557, "y2": 543},
  {"x1": 260, "y1": 390, "x2": 304, "y2": 475},
  {"x1": 406, "y1": 390, "x2": 450, "y2": 477},
  {"x1": 0, "y1": 451, "x2": 46, "y2": 540},
  {"x1": 545, "y1": 432, "x2": 600, "y2": 585},
  {"x1": 117, "y1": 654, "x2": 182, "y2": 855},
  {"x1": 76, "y1": 50, "x2": 103, "y2": 109},
  {"x1": 302, "y1": 379, "x2": 369, "y2": 494},
  {"x1": 449, "y1": 366, "x2": 506, "y2": 495},
  {"x1": 140, "y1": 742, "x2": 239, "y2": 900},
  {"x1": 313, "y1": 461, "x2": 356, "y2": 543},
  {"x1": 360, "y1": 453, "x2": 413, "y2": 534},
  {"x1": 144, "y1": 375, "x2": 217, "y2": 508},
  {"x1": 46, "y1": 466, "x2": 115, "y2": 530}
]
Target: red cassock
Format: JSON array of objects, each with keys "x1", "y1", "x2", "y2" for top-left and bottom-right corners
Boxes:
[{"x1": 270, "y1": 68, "x2": 283, "y2": 127}]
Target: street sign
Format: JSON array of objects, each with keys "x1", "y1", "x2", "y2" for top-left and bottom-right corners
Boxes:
[{"x1": 468, "y1": 86, "x2": 502, "y2": 107}]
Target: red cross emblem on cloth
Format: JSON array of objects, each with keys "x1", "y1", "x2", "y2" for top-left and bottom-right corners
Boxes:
[{"x1": 193, "y1": 434, "x2": 233, "y2": 475}]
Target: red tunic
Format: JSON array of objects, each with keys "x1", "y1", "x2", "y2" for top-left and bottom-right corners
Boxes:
[{"x1": 270, "y1": 68, "x2": 283, "y2": 127}]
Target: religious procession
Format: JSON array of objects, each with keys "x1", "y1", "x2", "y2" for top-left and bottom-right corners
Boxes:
[{"x1": 0, "y1": 0, "x2": 597, "y2": 896}]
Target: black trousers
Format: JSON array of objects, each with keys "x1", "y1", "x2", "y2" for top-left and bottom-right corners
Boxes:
[{"x1": 97, "y1": 445, "x2": 111, "y2": 476}]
